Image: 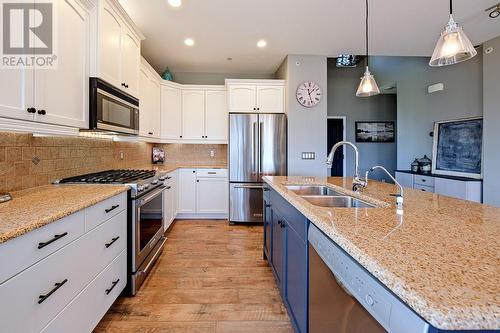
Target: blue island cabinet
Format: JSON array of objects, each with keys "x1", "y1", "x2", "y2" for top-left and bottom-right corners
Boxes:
[{"x1": 263, "y1": 185, "x2": 309, "y2": 333}]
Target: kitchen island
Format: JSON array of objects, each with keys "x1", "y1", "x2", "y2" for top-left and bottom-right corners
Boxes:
[{"x1": 263, "y1": 176, "x2": 499, "y2": 332}]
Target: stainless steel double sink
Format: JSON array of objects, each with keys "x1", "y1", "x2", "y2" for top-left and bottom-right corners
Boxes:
[{"x1": 285, "y1": 185, "x2": 375, "y2": 208}]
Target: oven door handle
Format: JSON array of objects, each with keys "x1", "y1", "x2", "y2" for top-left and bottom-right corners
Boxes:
[
  {"x1": 138, "y1": 236, "x2": 167, "y2": 275},
  {"x1": 137, "y1": 186, "x2": 165, "y2": 205}
]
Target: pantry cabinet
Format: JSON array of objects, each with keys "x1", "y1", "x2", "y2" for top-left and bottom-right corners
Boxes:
[
  {"x1": 139, "y1": 60, "x2": 161, "y2": 139},
  {"x1": 226, "y1": 79, "x2": 285, "y2": 113},
  {"x1": 0, "y1": 0, "x2": 90, "y2": 130},
  {"x1": 91, "y1": 0, "x2": 143, "y2": 98}
]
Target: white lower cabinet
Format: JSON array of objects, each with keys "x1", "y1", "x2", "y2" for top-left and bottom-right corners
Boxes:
[
  {"x1": 175, "y1": 168, "x2": 228, "y2": 219},
  {"x1": 41, "y1": 250, "x2": 127, "y2": 333},
  {"x1": 177, "y1": 169, "x2": 197, "y2": 214},
  {"x1": 196, "y1": 178, "x2": 228, "y2": 214},
  {"x1": 0, "y1": 192, "x2": 127, "y2": 333},
  {"x1": 164, "y1": 173, "x2": 175, "y2": 231},
  {"x1": 395, "y1": 171, "x2": 482, "y2": 203}
]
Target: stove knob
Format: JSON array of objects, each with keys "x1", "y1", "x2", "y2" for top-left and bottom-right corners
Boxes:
[
  {"x1": 152, "y1": 180, "x2": 159, "y2": 185},
  {"x1": 144, "y1": 184, "x2": 150, "y2": 190},
  {"x1": 137, "y1": 185, "x2": 144, "y2": 192}
]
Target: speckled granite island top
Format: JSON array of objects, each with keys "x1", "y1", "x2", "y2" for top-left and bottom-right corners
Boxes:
[
  {"x1": 263, "y1": 176, "x2": 500, "y2": 331},
  {"x1": 0, "y1": 184, "x2": 129, "y2": 244}
]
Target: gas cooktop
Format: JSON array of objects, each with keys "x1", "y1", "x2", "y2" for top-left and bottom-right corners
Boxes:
[{"x1": 55, "y1": 169, "x2": 167, "y2": 197}]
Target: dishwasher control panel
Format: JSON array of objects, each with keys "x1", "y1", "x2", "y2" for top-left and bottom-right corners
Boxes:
[{"x1": 308, "y1": 224, "x2": 429, "y2": 333}]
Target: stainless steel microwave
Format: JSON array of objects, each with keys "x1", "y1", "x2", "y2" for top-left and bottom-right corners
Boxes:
[{"x1": 89, "y1": 78, "x2": 139, "y2": 135}]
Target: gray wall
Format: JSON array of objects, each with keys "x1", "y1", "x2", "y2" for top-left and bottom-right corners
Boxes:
[
  {"x1": 327, "y1": 58, "x2": 397, "y2": 182},
  {"x1": 483, "y1": 36, "x2": 500, "y2": 207},
  {"x1": 170, "y1": 72, "x2": 274, "y2": 85},
  {"x1": 370, "y1": 55, "x2": 483, "y2": 170},
  {"x1": 275, "y1": 55, "x2": 328, "y2": 176}
]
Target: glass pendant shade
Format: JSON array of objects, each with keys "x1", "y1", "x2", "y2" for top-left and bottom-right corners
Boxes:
[
  {"x1": 429, "y1": 15, "x2": 477, "y2": 67},
  {"x1": 356, "y1": 67, "x2": 380, "y2": 97}
]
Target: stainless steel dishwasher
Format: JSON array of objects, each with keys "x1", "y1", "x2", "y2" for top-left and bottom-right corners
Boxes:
[{"x1": 308, "y1": 224, "x2": 429, "y2": 333}]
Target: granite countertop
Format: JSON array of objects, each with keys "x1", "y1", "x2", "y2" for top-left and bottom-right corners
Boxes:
[
  {"x1": 263, "y1": 176, "x2": 500, "y2": 331},
  {"x1": 0, "y1": 184, "x2": 129, "y2": 244},
  {"x1": 136, "y1": 163, "x2": 228, "y2": 173}
]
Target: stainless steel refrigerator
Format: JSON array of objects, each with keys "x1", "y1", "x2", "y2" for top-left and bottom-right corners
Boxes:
[{"x1": 229, "y1": 113, "x2": 287, "y2": 223}]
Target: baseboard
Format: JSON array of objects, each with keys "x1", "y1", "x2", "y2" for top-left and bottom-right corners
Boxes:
[{"x1": 175, "y1": 213, "x2": 228, "y2": 220}]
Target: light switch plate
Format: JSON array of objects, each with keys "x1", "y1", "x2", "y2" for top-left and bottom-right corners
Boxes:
[{"x1": 301, "y1": 152, "x2": 316, "y2": 160}]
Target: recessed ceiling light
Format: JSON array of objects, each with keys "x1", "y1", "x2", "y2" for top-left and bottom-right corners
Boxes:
[
  {"x1": 257, "y1": 40, "x2": 267, "y2": 48},
  {"x1": 168, "y1": 0, "x2": 182, "y2": 8},
  {"x1": 184, "y1": 38, "x2": 195, "y2": 46}
]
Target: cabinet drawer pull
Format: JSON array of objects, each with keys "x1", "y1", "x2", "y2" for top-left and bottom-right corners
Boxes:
[
  {"x1": 148, "y1": 132, "x2": 153, "y2": 135},
  {"x1": 207, "y1": 172, "x2": 217, "y2": 174},
  {"x1": 38, "y1": 232, "x2": 68, "y2": 249},
  {"x1": 27, "y1": 107, "x2": 36, "y2": 113},
  {"x1": 105, "y1": 204, "x2": 120, "y2": 213},
  {"x1": 105, "y1": 236, "x2": 120, "y2": 248},
  {"x1": 37, "y1": 109, "x2": 46, "y2": 115},
  {"x1": 38, "y1": 279, "x2": 68, "y2": 304},
  {"x1": 105, "y1": 279, "x2": 120, "y2": 295}
]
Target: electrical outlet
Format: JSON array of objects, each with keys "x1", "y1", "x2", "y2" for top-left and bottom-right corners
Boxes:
[
  {"x1": 210, "y1": 149, "x2": 215, "y2": 158},
  {"x1": 119, "y1": 151, "x2": 124, "y2": 160},
  {"x1": 301, "y1": 152, "x2": 315, "y2": 160}
]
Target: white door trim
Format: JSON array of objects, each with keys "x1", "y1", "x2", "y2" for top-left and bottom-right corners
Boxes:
[{"x1": 327, "y1": 116, "x2": 347, "y2": 177}]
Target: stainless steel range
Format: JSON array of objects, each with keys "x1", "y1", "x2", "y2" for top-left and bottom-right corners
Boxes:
[{"x1": 56, "y1": 169, "x2": 168, "y2": 295}]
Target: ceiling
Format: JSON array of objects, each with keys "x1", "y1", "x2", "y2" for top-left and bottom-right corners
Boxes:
[{"x1": 118, "y1": 0, "x2": 500, "y2": 74}]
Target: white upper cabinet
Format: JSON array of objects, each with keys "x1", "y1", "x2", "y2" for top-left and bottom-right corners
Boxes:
[
  {"x1": 139, "y1": 60, "x2": 160, "y2": 139},
  {"x1": 160, "y1": 84, "x2": 227, "y2": 143},
  {"x1": 0, "y1": 68, "x2": 33, "y2": 122},
  {"x1": 226, "y1": 80, "x2": 285, "y2": 113},
  {"x1": 182, "y1": 90, "x2": 205, "y2": 140},
  {"x1": 257, "y1": 86, "x2": 284, "y2": 113},
  {"x1": 228, "y1": 85, "x2": 256, "y2": 112},
  {"x1": 121, "y1": 30, "x2": 140, "y2": 98},
  {"x1": 161, "y1": 85, "x2": 182, "y2": 140},
  {"x1": 92, "y1": 0, "x2": 143, "y2": 98},
  {"x1": 99, "y1": 1, "x2": 122, "y2": 89},
  {"x1": 34, "y1": 0, "x2": 89, "y2": 128},
  {"x1": 205, "y1": 90, "x2": 227, "y2": 141},
  {"x1": 0, "y1": 0, "x2": 89, "y2": 130}
]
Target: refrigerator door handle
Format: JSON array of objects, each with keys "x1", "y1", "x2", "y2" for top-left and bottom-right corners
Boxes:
[
  {"x1": 259, "y1": 121, "x2": 263, "y2": 175},
  {"x1": 253, "y1": 121, "x2": 258, "y2": 175},
  {"x1": 233, "y1": 184, "x2": 264, "y2": 189}
]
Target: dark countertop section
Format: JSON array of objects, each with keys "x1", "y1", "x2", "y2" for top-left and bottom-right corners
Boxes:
[{"x1": 395, "y1": 170, "x2": 482, "y2": 182}]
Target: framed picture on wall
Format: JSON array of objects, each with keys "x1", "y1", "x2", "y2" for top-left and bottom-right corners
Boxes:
[{"x1": 355, "y1": 122, "x2": 395, "y2": 143}]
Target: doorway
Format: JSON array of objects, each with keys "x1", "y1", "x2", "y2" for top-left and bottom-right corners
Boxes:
[{"x1": 327, "y1": 117, "x2": 346, "y2": 177}]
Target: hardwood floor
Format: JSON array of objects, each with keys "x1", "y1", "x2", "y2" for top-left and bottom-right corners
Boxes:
[{"x1": 94, "y1": 220, "x2": 294, "y2": 333}]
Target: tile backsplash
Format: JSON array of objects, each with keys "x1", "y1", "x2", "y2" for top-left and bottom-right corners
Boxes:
[
  {"x1": 154, "y1": 143, "x2": 227, "y2": 165},
  {"x1": 0, "y1": 132, "x2": 227, "y2": 193}
]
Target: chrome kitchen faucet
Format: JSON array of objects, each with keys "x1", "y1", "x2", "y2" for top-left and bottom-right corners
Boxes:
[{"x1": 326, "y1": 141, "x2": 367, "y2": 192}]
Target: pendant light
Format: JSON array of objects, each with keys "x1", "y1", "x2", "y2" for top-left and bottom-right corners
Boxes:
[
  {"x1": 429, "y1": 0, "x2": 477, "y2": 67},
  {"x1": 356, "y1": 0, "x2": 380, "y2": 97}
]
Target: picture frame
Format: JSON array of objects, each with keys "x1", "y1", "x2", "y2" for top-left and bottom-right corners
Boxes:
[
  {"x1": 431, "y1": 117, "x2": 483, "y2": 179},
  {"x1": 355, "y1": 121, "x2": 395, "y2": 143}
]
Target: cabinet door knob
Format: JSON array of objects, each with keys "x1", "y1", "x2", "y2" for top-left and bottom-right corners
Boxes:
[
  {"x1": 121, "y1": 83, "x2": 126, "y2": 87},
  {"x1": 180, "y1": 135, "x2": 183, "y2": 138},
  {"x1": 27, "y1": 107, "x2": 36, "y2": 113},
  {"x1": 37, "y1": 109, "x2": 46, "y2": 115},
  {"x1": 148, "y1": 132, "x2": 153, "y2": 135}
]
